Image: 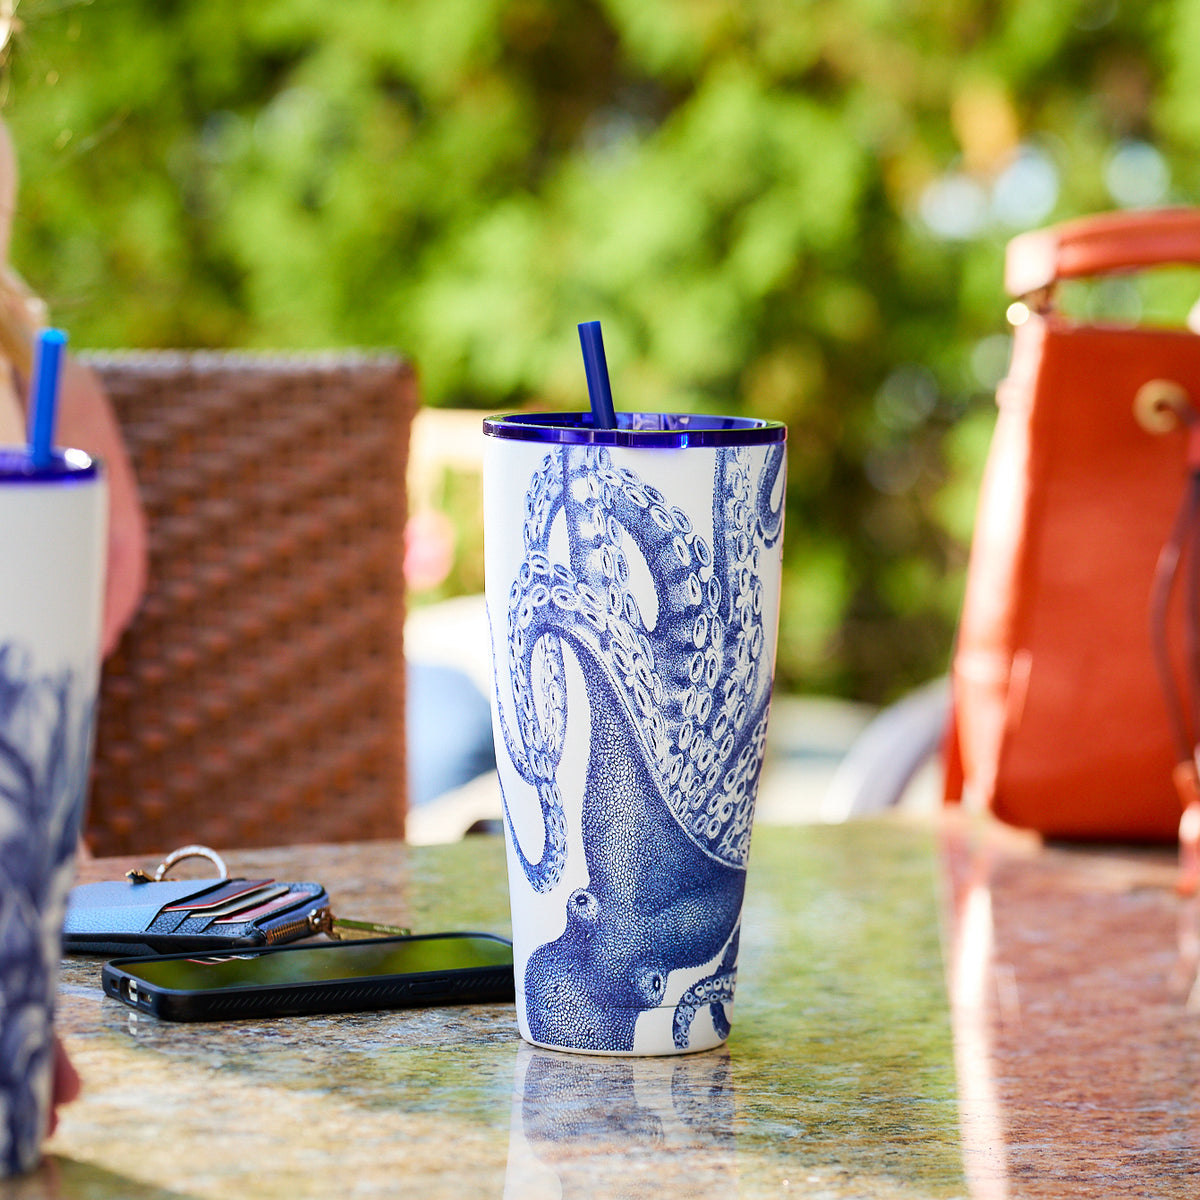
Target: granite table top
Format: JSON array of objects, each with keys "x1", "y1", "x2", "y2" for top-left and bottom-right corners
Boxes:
[{"x1": 11, "y1": 813, "x2": 1200, "y2": 1198}]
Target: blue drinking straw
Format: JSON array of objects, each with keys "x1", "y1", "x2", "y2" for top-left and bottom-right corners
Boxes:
[
  {"x1": 578, "y1": 320, "x2": 617, "y2": 429},
  {"x1": 28, "y1": 327, "x2": 67, "y2": 469}
]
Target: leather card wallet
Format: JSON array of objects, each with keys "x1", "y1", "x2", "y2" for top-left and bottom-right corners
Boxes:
[{"x1": 63, "y1": 877, "x2": 333, "y2": 956}]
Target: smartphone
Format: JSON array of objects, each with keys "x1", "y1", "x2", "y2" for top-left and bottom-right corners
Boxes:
[{"x1": 101, "y1": 931, "x2": 515, "y2": 1022}]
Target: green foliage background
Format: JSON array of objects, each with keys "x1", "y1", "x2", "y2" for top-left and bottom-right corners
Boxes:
[{"x1": 3, "y1": 0, "x2": 1197, "y2": 700}]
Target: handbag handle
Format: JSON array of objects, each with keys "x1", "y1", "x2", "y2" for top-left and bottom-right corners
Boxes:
[{"x1": 1005, "y1": 207, "x2": 1200, "y2": 297}]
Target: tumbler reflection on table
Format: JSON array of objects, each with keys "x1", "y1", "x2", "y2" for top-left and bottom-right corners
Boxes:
[{"x1": 504, "y1": 1042, "x2": 738, "y2": 1197}]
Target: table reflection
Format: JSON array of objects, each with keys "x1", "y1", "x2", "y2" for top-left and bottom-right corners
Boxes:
[
  {"x1": 505, "y1": 1044, "x2": 737, "y2": 1199},
  {"x1": 941, "y1": 815, "x2": 1200, "y2": 1200}
]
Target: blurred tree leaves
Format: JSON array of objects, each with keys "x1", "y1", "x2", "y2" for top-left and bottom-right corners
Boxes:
[{"x1": 2, "y1": 0, "x2": 1195, "y2": 699}]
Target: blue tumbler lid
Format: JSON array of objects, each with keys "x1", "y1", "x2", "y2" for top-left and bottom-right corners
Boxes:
[
  {"x1": 0, "y1": 447, "x2": 100, "y2": 484},
  {"x1": 482, "y1": 411, "x2": 786, "y2": 448}
]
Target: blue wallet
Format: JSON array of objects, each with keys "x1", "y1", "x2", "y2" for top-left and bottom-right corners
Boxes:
[{"x1": 63, "y1": 876, "x2": 333, "y2": 957}]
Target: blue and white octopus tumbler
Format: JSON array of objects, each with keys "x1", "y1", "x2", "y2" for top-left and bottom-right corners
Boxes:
[
  {"x1": 483, "y1": 412, "x2": 786, "y2": 1055},
  {"x1": 0, "y1": 447, "x2": 106, "y2": 1172}
]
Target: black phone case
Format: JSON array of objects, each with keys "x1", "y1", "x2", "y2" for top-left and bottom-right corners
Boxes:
[
  {"x1": 64, "y1": 877, "x2": 333, "y2": 956},
  {"x1": 100, "y1": 933, "x2": 516, "y2": 1022}
]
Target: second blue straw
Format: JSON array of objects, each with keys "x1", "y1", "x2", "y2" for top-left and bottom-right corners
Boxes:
[
  {"x1": 28, "y1": 328, "x2": 67, "y2": 469},
  {"x1": 578, "y1": 320, "x2": 617, "y2": 430}
]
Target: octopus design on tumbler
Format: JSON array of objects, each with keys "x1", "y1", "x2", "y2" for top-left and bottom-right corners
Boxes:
[
  {"x1": 493, "y1": 441, "x2": 785, "y2": 1052},
  {"x1": 0, "y1": 644, "x2": 93, "y2": 1173}
]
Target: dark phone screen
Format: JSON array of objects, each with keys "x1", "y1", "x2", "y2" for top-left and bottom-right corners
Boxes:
[{"x1": 120, "y1": 935, "x2": 513, "y2": 993}]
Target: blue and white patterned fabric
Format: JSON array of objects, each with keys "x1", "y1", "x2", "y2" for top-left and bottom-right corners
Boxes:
[{"x1": 0, "y1": 646, "x2": 93, "y2": 1173}]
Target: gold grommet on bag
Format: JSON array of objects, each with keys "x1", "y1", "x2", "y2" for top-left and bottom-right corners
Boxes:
[{"x1": 1134, "y1": 379, "x2": 1192, "y2": 434}]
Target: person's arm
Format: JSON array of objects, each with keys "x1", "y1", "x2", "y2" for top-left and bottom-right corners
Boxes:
[{"x1": 54, "y1": 355, "x2": 148, "y2": 655}]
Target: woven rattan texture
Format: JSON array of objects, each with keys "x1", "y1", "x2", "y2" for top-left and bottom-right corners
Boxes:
[{"x1": 85, "y1": 352, "x2": 415, "y2": 856}]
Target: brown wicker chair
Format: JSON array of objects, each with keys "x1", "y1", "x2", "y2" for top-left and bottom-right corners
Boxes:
[{"x1": 83, "y1": 351, "x2": 416, "y2": 856}]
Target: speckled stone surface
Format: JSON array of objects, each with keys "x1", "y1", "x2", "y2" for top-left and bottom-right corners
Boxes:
[
  {"x1": 24, "y1": 815, "x2": 1200, "y2": 1198},
  {"x1": 941, "y1": 817, "x2": 1200, "y2": 1199}
]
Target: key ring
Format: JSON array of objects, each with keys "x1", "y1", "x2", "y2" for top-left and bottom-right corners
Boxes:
[{"x1": 125, "y1": 844, "x2": 229, "y2": 884}]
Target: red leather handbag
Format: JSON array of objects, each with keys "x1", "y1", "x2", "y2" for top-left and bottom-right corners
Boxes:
[{"x1": 945, "y1": 208, "x2": 1200, "y2": 851}]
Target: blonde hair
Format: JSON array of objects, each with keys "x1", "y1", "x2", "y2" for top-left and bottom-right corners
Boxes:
[
  {"x1": 0, "y1": 262, "x2": 45, "y2": 378},
  {"x1": 0, "y1": 105, "x2": 46, "y2": 380}
]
